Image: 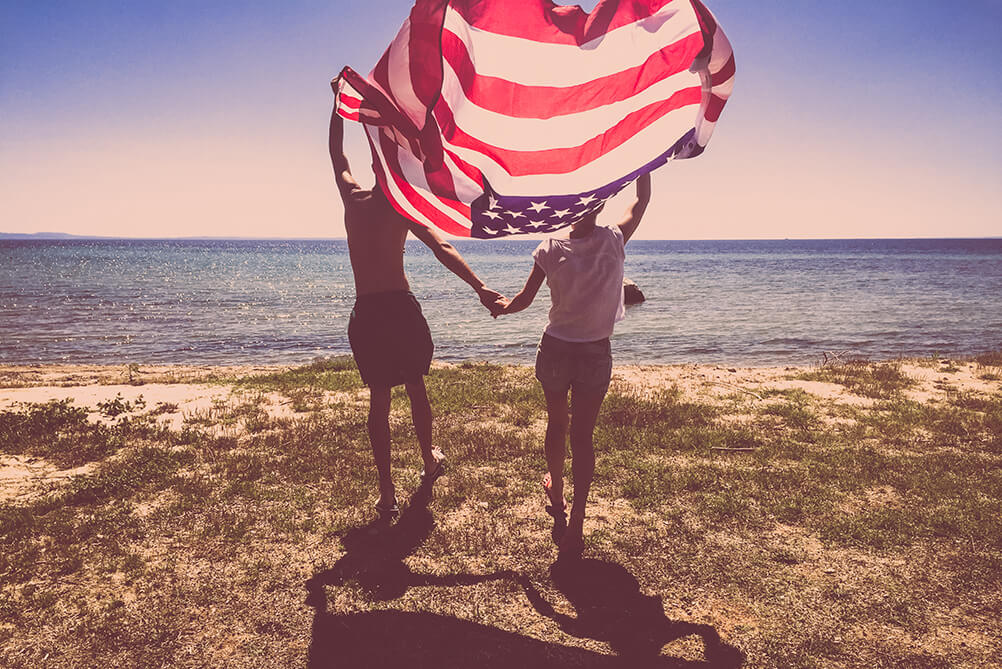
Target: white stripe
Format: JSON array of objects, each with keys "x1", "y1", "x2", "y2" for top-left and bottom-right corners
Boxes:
[
  {"x1": 335, "y1": 79, "x2": 361, "y2": 109},
  {"x1": 440, "y1": 63, "x2": 701, "y2": 151},
  {"x1": 442, "y1": 3, "x2": 701, "y2": 88},
  {"x1": 394, "y1": 147, "x2": 475, "y2": 229},
  {"x1": 711, "y1": 76, "x2": 735, "y2": 100},
  {"x1": 338, "y1": 97, "x2": 361, "y2": 112},
  {"x1": 709, "y1": 26, "x2": 734, "y2": 74},
  {"x1": 693, "y1": 118, "x2": 717, "y2": 148},
  {"x1": 441, "y1": 103, "x2": 699, "y2": 196},
  {"x1": 384, "y1": 18, "x2": 428, "y2": 128},
  {"x1": 441, "y1": 151, "x2": 484, "y2": 205}
]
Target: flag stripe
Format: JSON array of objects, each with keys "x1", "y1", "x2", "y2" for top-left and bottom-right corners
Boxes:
[
  {"x1": 369, "y1": 127, "x2": 473, "y2": 236},
  {"x1": 705, "y1": 95, "x2": 726, "y2": 122},
  {"x1": 711, "y1": 53, "x2": 735, "y2": 87},
  {"x1": 441, "y1": 3, "x2": 700, "y2": 88},
  {"x1": 441, "y1": 101, "x2": 704, "y2": 195},
  {"x1": 441, "y1": 30, "x2": 704, "y2": 119},
  {"x1": 449, "y1": 0, "x2": 676, "y2": 46},
  {"x1": 338, "y1": 0, "x2": 734, "y2": 237},
  {"x1": 435, "y1": 87, "x2": 702, "y2": 177},
  {"x1": 439, "y1": 62, "x2": 701, "y2": 151}
]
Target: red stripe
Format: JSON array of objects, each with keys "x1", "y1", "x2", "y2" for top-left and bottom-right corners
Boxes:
[
  {"x1": 338, "y1": 94, "x2": 362, "y2": 111},
  {"x1": 711, "y1": 53, "x2": 735, "y2": 88},
  {"x1": 442, "y1": 148, "x2": 483, "y2": 188},
  {"x1": 407, "y1": 0, "x2": 449, "y2": 108},
  {"x1": 441, "y1": 30, "x2": 704, "y2": 119},
  {"x1": 424, "y1": 159, "x2": 460, "y2": 209},
  {"x1": 338, "y1": 110, "x2": 361, "y2": 122},
  {"x1": 704, "y1": 94, "x2": 726, "y2": 122},
  {"x1": 435, "y1": 86, "x2": 702, "y2": 176},
  {"x1": 375, "y1": 131, "x2": 472, "y2": 237},
  {"x1": 690, "y1": 0, "x2": 717, "y2": 37},
  {"x1": 341, "y1": 66, "x2": 418, "y2": 135},
  {"x1": 451, "y1": 0, "x2": 676, "y2": 46},
  {"x1": 426, "y1": 162, "x2": 477, "y2": 220}
]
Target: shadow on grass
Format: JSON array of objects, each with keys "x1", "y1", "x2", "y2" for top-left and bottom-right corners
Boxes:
[
  {"x1": 306, "y1": 489, "x2": 513, "y2": 602},
  {"x1": 308, "y1": 609, "x2": 733, "y2": 668},
  {"x1": 306, "y1": 498, "x2": 742, "y2": 668},
  {"x1": 524, "y1": 558, "x2": 744, "y2": 667}
]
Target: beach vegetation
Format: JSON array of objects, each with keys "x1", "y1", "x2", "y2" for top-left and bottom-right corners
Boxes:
[
  {"x1": 973, "y1": 349, "x2": 1002, "y2": 380},
  {"x1": 794, "y1": 360, "x2": 913, "y2": 399},
  {"x1": 1, "y1": 357, "x2": 1000, "y2": 667},
  {"x1": 96, "y1": 393, "x2": 146, "y2": 418},
  {"x1": 232, "y1": 355, "x2": 364, "y2": 395}
]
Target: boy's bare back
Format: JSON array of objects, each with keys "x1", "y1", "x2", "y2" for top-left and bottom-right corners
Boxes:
[{"x1": 343, "y1": 186, "x2": 410, "y2": 296}]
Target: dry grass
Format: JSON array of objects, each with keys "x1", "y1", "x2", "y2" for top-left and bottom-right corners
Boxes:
[{"x1": 1, "y1": 355, "x2": 1001, "y2": 668}]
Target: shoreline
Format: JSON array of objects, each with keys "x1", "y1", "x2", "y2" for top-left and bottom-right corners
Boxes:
[{"x1": 2, "y1": 355, "x2": 1000, "y2": 391}]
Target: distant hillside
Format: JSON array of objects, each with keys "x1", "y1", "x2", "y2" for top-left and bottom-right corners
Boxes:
[{"x1": 0, "y1": 232, "x2": 106, "y2": 239}]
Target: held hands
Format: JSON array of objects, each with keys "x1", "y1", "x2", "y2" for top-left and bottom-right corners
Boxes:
[{"x1": 476, "y1": 286, "x2": 509, "y2": 318}]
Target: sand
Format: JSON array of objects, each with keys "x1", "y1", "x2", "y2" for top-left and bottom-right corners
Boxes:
[{"x1": 1, "y1": 358, "x2": 997, "y2": 503}]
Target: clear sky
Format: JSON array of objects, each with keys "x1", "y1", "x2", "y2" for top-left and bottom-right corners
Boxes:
[{"x1": 2, "y1": 0, "x2": 1000, "y2": 239}]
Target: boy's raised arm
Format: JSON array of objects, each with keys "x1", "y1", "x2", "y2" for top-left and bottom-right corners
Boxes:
[
  {"x1": 406, "y1": 220, "x2": 506, "y2": 316},
  {"x1": 328, "y1": 94, "x2": 361, "y2": 202}
]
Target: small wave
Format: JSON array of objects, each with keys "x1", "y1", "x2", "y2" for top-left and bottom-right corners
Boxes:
[{"x1": 759, "y1": 337, "x2": 819, "y2": 346}]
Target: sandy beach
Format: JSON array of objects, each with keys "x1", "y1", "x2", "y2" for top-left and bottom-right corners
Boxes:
[
  {"x1": 1, "y1": 357, "x2": 998, "y2": 504},
  {"x1": 2, "y1": 355, "x2": 1000, "y2": 667}
]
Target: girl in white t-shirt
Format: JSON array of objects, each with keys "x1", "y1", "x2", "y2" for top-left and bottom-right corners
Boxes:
[{"x1": 499, "y1": 173, "x2": 651, "y2": 559}]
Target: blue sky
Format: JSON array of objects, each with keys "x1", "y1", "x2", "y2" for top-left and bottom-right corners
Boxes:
[{"x1": 2, "y1": 0, "x2": 1000, "y2": 239}]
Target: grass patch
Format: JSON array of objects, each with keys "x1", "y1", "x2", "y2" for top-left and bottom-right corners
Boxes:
[
  {"x1": 233, "y1": 355, "x2": 364, "y2": 396},
  {"x1": 795, "y1": 360, "x2": 913, "y2": 399},
  {"x1": 1, "y1": 359, "x2": 1000, "y2": 668}
]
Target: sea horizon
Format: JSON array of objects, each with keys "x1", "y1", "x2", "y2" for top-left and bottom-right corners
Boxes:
[
  {"x1": 3, "y1": 232, "x2": 1001, "y2": 242},
  {"x1": 3, "y1": 237, "x2": 1001, "y2": 367}
]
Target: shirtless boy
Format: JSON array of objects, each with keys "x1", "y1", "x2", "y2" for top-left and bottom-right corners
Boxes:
[{"x1": 328, "y1": 104, "x2": 504, "y2": 517}]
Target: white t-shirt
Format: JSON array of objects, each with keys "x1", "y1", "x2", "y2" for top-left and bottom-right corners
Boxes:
[{"x1": 532, "y1": 225, "x2": 626, "y2": 342}]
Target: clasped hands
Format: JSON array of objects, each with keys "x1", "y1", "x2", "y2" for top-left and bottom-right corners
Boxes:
[{"x1": 476, "y1": 286, "x2": 510, "y2": 318}]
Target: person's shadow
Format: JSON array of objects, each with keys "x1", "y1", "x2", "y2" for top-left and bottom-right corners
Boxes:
[
  {"x1": 306, "y1": 490, "x2": 742, "y2": 668},
  {"x1": 522, "y1": 558, "x2": 744, "y2": 668},
  {"x1": 306, "y1": 486, "x2": 513, "y2": 603}
]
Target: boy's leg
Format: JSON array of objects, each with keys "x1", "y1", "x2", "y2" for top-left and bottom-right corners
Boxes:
[
  {"x1": 367, "y1": 385, "x2": 395, "y2": 506},
  {"x1": 542, "y1": 385, "x2": 570, "y2": 508},
  {"x1": 562, "y1": 387, "x2": 605, "y2": 550},
  {"x1": 404, "y1": 377, "x2": 441, "y2": 473}
]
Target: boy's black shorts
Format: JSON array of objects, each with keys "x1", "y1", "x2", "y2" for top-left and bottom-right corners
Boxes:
[{"x1": 348, "y1": 290, "x2": 433, "y2": 388}]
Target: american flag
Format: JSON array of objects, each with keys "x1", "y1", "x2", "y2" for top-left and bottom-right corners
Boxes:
[{"x1": 335, "y1": 0, "x2": 734, "y2": 238}]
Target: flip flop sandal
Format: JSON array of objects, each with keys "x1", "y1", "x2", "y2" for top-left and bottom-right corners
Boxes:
[
  {"x1": 420, "y1": 456, "x2": 447, "y2": 487},
  {"x1": 543, "y1": 473, "x2": 568, "y2": 544},
  {"x1": 374, "y1": 496, "x2": 400, "y2": 519},
  {"x1": 542, "y1": 473, "x2": 568, "y2": 519}
]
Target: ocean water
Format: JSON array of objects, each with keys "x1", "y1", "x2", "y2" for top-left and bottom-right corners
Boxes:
[{"x1": 1, "y1": 238, "x2": 1001, "y2": 367}]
